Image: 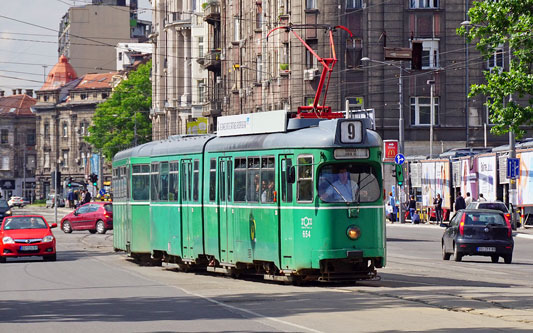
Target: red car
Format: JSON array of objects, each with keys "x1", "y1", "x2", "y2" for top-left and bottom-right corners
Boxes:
[
  {"x1": 0, "y1": 215, "x2": 57, "y2": 262},
  {"x1": 61, "y1": 202, "x2": 113, "y2": 234}
]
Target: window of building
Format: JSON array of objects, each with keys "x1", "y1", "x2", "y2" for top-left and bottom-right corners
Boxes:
[
  {"x1": 1, "y1": 129, "x2": 8, "y2": 144},
  {"x1": 419, "y1": 39, "x2": 439, "y2": 69},
  {"x1": 44, "y1": 152, "x2": 50, "y2": 169},
  {"x1": 118, "y1": 52, "x2": 123, "y2": 61},
  {"x1": 197, "y1": 80, "x2": 205, "y2": 103},
  {"x1": 297, "y1": 155, "x2": 313, "y2": 202},
  {"x1": 26, "y1": 130, "x2": 36, "y2": 146},
  {"x1": 198, "y1": 37, "x2": 204, "y2": 58},
  {"x1": 80, "y1": 93, "x2": 87, "y2": 100},
  {"x1": 132, "y1": 164, "x2": 150, "y2": 201},
  {"x1": 306, "y1": 0, "x2": 316, "y2": 9},
  {"x1": 410, "y1": 96, "x2": 439, "y2": 126},
  {"x1": 488, "y1": 47, "x2": 504, "y2": 72},
  {"x1": 1, "y1": 156, "x2": 9, "y2": 170},
  {"x1": 44, "y1": 123, "x2": 50, "y2": 139},
  {"x1": 102, "y1": 93, "x2": 108, "y2": 99},
  {"x1": 256, "y1": 55, "x2": 263, "y2": 83},
  {"x1": 256, "y1": 3, "x2": 263, "y2": 29},
  {"x1": 43, "y1": 95, "x2": 49, "y2": 102},
  {"x1": 62, "y1": 122, "x2": 68, "y2": 137},
  {"x1": 62, "y1": 150, "x2": 69, "y2": 168},
  {"x1": 306, "y1": 43, "x2": 318, "y2": 69},
  {"x1": 410, "y1": 0, "x2": 439, "y2": 8},
  {"x1": 234, "y1": 17, "x2": 240, "y2": 41},
  {"x1": 346, "y1": 0, "x2": 363, "y2": 9}
]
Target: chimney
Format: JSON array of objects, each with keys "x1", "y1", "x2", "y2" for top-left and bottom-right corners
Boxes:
[
  {"x1": 25, "y1": 89, "x2": 33, "y2": 97},
  {"x1": 12, "y1": 89, "x2": 17, "y2": 95},
  {"x1": 0, "y1": 90, "x2": 4, "y2": 97},
  {"x1": 17, "y1": 88, "x2": 22, "y2": 95}
]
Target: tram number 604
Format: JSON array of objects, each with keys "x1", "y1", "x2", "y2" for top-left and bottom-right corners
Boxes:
[{"x1": 340, "y1": 121, "x2": 363, "y2": 143}]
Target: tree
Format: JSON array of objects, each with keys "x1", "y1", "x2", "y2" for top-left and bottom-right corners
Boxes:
[
  {"x1": 458, "y1": 0, "x2": 533, "y2": 139},
  {"x1": 86, "y1": 60, "x2": 152, "y2": 161}
]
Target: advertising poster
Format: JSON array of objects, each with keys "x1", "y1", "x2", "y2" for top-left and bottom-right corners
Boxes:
[
  {"x1": 420, "y1": 160, "x2": 451, "y2": 209},
  {"x1": 421, "y1": 162, "x2": 434, "y2": 207},
  {"x1": 518, "y1": 150, "x2": 533, "y2": 206},
  {"x1": 477, "y1": 155, "x2": 497, "y2": 201},
  {"x1": 460, "y1": 158, "x2": 478, "y2": 199}
]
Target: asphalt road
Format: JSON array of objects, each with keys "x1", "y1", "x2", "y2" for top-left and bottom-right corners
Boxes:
[{"x1": 1, "y1": 206, "x2": 533, "y2": 332}]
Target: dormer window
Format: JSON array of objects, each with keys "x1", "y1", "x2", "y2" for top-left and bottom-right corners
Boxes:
[{"x1": 80, "y1": 93, "x2": 87, "y2": 100}]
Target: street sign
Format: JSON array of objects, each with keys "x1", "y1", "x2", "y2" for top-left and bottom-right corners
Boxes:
[
  {"x1": 395, "y1": 153, "x2": 405, "y2": 165},
  {"x1": 506, "y1": 158, "x2": 520, "y2": 179}
]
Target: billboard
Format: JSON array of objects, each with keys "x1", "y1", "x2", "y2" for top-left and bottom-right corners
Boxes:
[
  {"x1": 460, "y1": 157, "x2": 478, "y2": 199},
  {"x1": 477, "y1": 155, "x2": 497, "y2": 201},
  {"x1": 518, "y1": 150, "x2": 533, "y2": 206},
  {"x1": 421, "y1": 160, "x2": 451, "y2": 209},
  {"x1": 187, "y1": 117, "x2": 208, "y2": 134}
]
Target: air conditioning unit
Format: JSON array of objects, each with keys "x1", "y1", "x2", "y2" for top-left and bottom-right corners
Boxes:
[{"x1": 303, "y1": 69, "x2": 315, "y2": 81}]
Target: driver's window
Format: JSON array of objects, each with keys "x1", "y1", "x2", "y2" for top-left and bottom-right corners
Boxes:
[{"x1": 77, "y1": 206, "x2": 89, "y2": 214}]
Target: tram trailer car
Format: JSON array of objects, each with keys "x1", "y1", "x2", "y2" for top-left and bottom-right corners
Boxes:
[{"x1": 112, "y1": 115, "x2": 386, "y2": 282}]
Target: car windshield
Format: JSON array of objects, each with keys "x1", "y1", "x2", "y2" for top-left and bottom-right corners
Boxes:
[
  {"x1": 0, "y1": 200, "x2": 8, "y2": 208},
  {"x1": 3, "y1": 216, "x2": 48, "y2": 230},
  {"x1": 318, "y1": 163, "x2": 380, "y2": 203},
  {"x1": 464, "y1": 213, "x2": 506, "y2": 226}
]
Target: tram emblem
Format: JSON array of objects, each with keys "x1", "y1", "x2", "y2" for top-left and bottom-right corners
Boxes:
[{"x1": 301, "y1": 217, "x2": 312, "y2": 238}]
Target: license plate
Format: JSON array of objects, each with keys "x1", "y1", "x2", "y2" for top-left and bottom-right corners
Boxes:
[
  {"x1": 20, "y1": 245, "x2": 38, "y2": 251},
  {"x1": 477, "y1": 247, "x2": 496, "y2": 252}
]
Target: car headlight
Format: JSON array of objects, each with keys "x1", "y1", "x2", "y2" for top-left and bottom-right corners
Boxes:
[
  {"x1": 346, "y1": 225, "x2": 361, "y2": 240},
  {"x1": 5, "y1": 210, "x2": 11, "y2": 215},
  {"x1": 43, "y1": 235, "x2": 54, "y2": 243},
  {"x1": 2, "y1": 236, "x2": 14, "y2": 244}
]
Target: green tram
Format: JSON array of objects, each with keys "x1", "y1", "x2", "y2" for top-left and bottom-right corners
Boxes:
[{"x1": 112, "y1": 112, "x2": 386, "y2": 282}]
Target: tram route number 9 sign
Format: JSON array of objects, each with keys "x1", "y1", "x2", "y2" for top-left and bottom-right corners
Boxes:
[{"x1": 340, "y1": 120, "x2": 363, "y2": 143}]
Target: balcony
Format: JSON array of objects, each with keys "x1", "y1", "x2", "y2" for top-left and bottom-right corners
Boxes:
[
  {"x1": 202, "y1": 100, "x2": 222, "y2": 117},
  {"x1": 203, "y1": 1, "x2": 220, "y2": 24},
  {"x1": 202, "y1": 49, "x2": 221, "y2": 71},
  {"x1": 165, "y1": 12, "x2": 192, "y2": 29}
]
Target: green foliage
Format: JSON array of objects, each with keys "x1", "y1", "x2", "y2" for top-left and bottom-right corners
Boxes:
[
  {"x1": 457, "y1": 0, "x2": 533, "y2": 139},
  {"x1": 86, "y1": 61, "x2": 152, "y2": 161}
]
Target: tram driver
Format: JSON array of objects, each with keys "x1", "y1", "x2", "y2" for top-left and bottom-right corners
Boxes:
[{"x1": 321, "y1": 166, "x2": 359, "y2": 203}]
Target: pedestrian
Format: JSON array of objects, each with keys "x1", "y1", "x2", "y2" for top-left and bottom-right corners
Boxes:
[
  {"x1": 412, "y1": 209, "x2": 421, "y2": 224},
  {"x1": 478, "y1": 193, "x2": 487, "y2": 202},
  {"x1": 455, "y1": 191, "x2": 466, "y2": 211},
  {"x1": 83, "y1": 189, "x2": 92, "y2": 204},
  {"x1": 465, "y1": 192, "x2": 472, "y2": 206},
  {"x1": 388, "y1": 192, "x2": 397, "y2": 222},
  {"x1": 67, "y1": 189, "x2": 75, "y2": 208},
  {"x1": 408, "y1": 195, "x2": 416, "y2": 222},
  {"x1": 434, "y1": 193, "x2": 443, "y2": 223}
]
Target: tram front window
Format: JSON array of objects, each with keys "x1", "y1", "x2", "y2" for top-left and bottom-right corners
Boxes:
[{"x1": 319, "y1": 163, "x2": 380, "y2": 203}]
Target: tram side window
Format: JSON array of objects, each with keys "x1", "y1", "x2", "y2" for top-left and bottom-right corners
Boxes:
[
  {"x1": 247, "y1": 157, "x2": 260, "y2": 202},
  {"x1": 132, "y1": 164, "x2": 150, "y2": 201},
  {"x1": 151, "y1": 163, "x2": 160, "y2": 201},
  {"x1": 297, "y1": 156, "x2": 314, "y2": 202},
  {"x1": 281, "y1": 159, "x2": 293, "y2": 202},
  {"x1": 193, "y1": 159, "x2": 199, "y2": 201},
  {"x1": 234, "y1": 158, "x2": 246, "y2": 202},
  {"x1": 160, "y1": 162, "x2": 169, "y2": 201},
  {"x1": 124, "y1": 166, "x2": 129, "y2": 200},
  {"x1": 261, "y1": 156, "x2": 275, "y2": 203},
  {"x1": 209, "y1": 159, "x2": 216, "y2": 202},
  {"x1": 169, "y1": 162, "x2": 179, "y2": 201}
]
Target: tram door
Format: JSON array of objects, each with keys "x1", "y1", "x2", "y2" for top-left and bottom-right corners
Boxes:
[
  {"x1": 218, "y1": 157, "x2": 234, "y2": 264},
  {"x1": 181, "y1": 159, "x2": 193, "y2": 259},
  {"x1": 279, "y1": 155, "x2": 295, "y2": 269}
]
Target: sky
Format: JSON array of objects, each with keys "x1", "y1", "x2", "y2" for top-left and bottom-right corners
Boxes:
[{"x1": 0, "y1": 0, "x2": 151, "y2": 94}]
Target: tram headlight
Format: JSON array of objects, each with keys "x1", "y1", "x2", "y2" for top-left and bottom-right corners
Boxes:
[{"x1": 346, "y1": 225, "x2": 361, "y2": 240}]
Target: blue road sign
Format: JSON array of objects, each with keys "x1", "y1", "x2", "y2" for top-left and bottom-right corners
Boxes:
[
  {"x1": 507, "y1": 158, "x2": 520, "y2": 179},
  {"x1": 395, "y1": 153, "x2": 405, "y2": 165}
]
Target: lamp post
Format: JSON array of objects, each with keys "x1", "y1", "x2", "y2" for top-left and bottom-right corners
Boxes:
[
  {"x1": 362, "y1": 57, "x2": 407, "y2": 223},
  {"x1": 427, "y1": 79, "x2": 435, "y2": 158}
]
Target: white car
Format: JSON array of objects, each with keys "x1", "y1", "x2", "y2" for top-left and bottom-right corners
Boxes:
[{"x1": 8, "y1": 196, "x2": 24, "y2": 207}]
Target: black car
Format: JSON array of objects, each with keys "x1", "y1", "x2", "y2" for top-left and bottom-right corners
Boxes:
[
  {"x1": 0, "y1": 199, "x2": 12, "y2": 220},
  {"x1": 442, "y1": 209, "x2": 513, "y2": 263}
]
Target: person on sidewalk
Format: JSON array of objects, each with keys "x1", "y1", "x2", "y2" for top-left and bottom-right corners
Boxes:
[
  {"x1": 465, "y1": 192, "x2": 472, "y2": 206},
  {"x1": 434, "y1": 193, "x2": 443, "y2": 223},
  {"x1": 388, "y1": 192, "x2": 397, "y2": 223},
  {"x1": 478, "y1": 193, "x2": 487, "y2": 202},
  {"x1": 455, "y1": 191, "x2": 466, "y2": 211},
  {"x1": 412, "y1": 209, "x2": 421, "y2": 224},
  {"x1": 408, "y1": 195, "x2": 417, "y2": 222}
]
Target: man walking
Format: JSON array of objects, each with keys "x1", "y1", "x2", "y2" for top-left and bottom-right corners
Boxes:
[
  {"x1": 434, "y1": 193, "x2": 443, "y2": 223},
  {"x1": 465, "y1": 192, "x2": 472, "y2": 206},
  {"x1": 455, "y1": 191, "x2": 466, "y2": 211}
]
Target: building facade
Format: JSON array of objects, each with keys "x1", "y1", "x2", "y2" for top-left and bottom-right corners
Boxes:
[
  {"x1": 149, "y1": 0, "x2": 530, "y2": 153},
  {"x1": 33, "y1": 56, "x2": 117, "y2": 199},
  {"x1": 0, "y1": 90, "x2": 37, "y2": 201}
]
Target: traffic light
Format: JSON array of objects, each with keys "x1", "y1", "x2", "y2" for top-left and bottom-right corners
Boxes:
[
  {"x1": 395, "y1": 164, "x2": 404, "y2": 186},
  {"x1": 90, "y1": 173, "x2": 98, "y2": 186},
  {"x1": 67, "y1": 177, "x2": 72, "y2": 187}
]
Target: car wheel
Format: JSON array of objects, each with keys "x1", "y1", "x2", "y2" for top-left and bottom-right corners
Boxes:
[
  {"x1": 89, "y1": 230, "x2": 97, "y2": 234},
  {"x1": 442, "y1": 242, "x2": 451, "y2": 260},
  {"x1": 96, "y1": 220, "x2": 106, "y2": 234},
  {"x1": 62, "y1": 221, "x2": 72, "y2": 233},
  {"x1": 453, "y1": 244, "x2": 462, "y2": 262},
  {"x1": 504, "y1": 254, "x2": 513, "y2": 264},
  {"x1": 43, "y1": 254, "x2": 56, "y2": 262},
  {"x1": 491, "y1": 255, "x2": 499, "y2": 263}
]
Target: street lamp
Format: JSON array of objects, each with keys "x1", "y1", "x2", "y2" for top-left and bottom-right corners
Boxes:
[
  {"x1": 427, "y1": 79, "x2": 435, "y2": 158},
  {"x1": 361, "y1": 57, "x2": 408, "y2": 223}
]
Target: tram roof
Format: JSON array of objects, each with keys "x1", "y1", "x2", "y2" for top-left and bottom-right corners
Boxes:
[{"x1": 113, "y1": 118, "x2": 381, "y2": 162}]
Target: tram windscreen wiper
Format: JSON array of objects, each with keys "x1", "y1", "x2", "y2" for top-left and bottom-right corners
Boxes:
[{"x1": 324, "y1": 178, "x2": 350, "y2": 204}]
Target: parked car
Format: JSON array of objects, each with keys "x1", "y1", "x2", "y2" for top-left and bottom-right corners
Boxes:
[
  {"x1": 0, "y1": 200, "x2": 12, "y2": 220},
  {"x1": 60, "y1": 202, "x2": 112, "y2": 234},
  {"x1": 7, "y1": 196, "x2": 24, "y2": 208},
  {"x1": 46, "y1": 194, "x2": 65, "y2": 208},
  {"x1": 467, "y1": 201, "x2": 512, "y2": 227},
  {"x1": 0, "y1": 215, "x2": 57, "y2": 262},
  {"x1": 442, "y1": 209, "x2": 513, "y2": 263}
]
